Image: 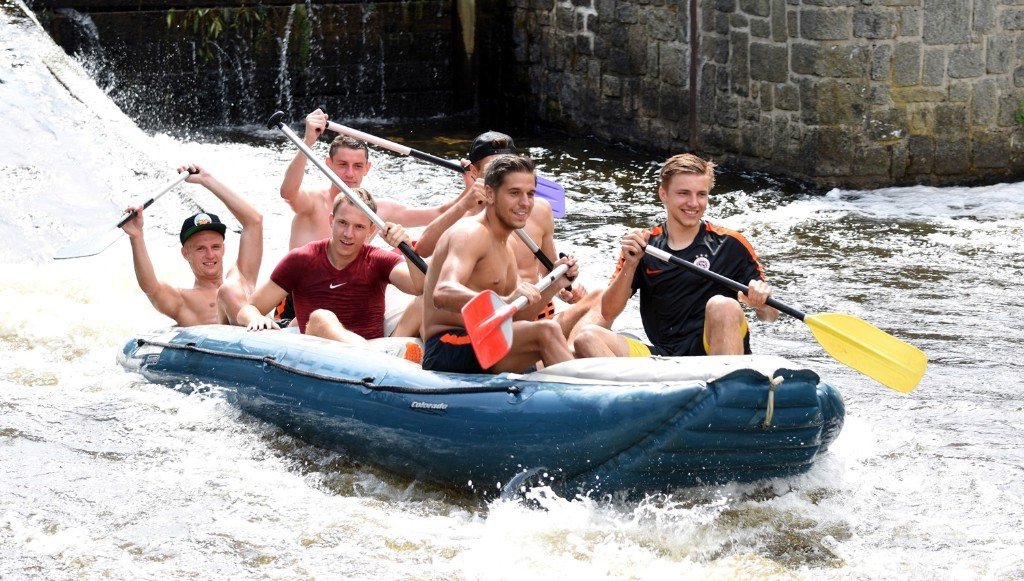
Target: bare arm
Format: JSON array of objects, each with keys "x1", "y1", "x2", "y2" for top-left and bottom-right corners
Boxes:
[
  {"x1": 236, "y1": 279, "x2": 289, "y2": 331},
  {"x1": 382, "y1": 222, "x2": 425, "y2": 295},
  {"x1": 600, "y1": 230, "x2": 649, "y2": 323},
  {"x1": 415, "y1": 179, "x2": 487, "y2": 257},
  {"x1": 279, "y1": 109, "x2": 328, "y2": 214},
  {"x1": 431, "y1": 227, "x2": 493, "y2": 312},
  {"x1": 121, "y1": 206, "x2": 185, "y2": 322}
]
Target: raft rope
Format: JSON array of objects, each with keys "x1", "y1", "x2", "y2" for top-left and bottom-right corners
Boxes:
[
  {"x1": 761, "y1": 375, "x2": 784, "y2": 429},
  {"x1": 135, "y1": 338, "x2": 522, "y2": 395}
]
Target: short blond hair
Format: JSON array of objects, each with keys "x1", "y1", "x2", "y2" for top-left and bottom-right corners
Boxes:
[
  {"x1": 660, "y1": 153, "x2": 716, "y2": 191},
  {"x1": 332, "y1": 187, "x2": 377, "y2": 215}
]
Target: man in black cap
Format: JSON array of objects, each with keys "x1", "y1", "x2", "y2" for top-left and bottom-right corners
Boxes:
[{"x1": 121, "y1": 164, "x2": 263, "y2": 327}]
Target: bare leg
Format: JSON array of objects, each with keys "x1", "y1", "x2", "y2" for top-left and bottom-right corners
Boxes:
[
  {"x1": 554, "y1": 288, "x2": 605, "y2": 339},
  {"x1": 704, "y1": 296, "x2": 745, "y2": 355},
  {"x1": 390, "y1": 296, "x2": 423, "y2": 338},
  {"x1": 491, "y1": 319, "x2": 573, "y2": 373},
  {"x1": 305, "y1": 309, "x2": 370, "y2": 347},
  {"x1": 572, "y1": 324, "x2": 631, "y2": 358}
]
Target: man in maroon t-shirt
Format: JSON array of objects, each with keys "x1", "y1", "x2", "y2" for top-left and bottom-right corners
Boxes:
[{"x1": 236, "y1": 188, "x2": 424, "y2": 346}]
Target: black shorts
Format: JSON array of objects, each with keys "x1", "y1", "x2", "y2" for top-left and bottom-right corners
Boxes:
[
  {"x1": 422, "y1": 329, "x2": 486, "y2": 374},
  {"x1": 275, "y1": 294, "x2": 295, "y2": 320}
]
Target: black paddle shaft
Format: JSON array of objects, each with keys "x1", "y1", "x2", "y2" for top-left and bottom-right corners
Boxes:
[
  {"x1": 267, "y1": 112, "x2": 428, "y2": 274},
  {"x1": 643, "y1": 245, "x2": 805, "y2": 321}
]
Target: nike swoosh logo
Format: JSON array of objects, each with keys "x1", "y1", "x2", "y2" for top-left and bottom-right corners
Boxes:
[
  {"x1": 329, "y1": 282, "x2": 346, "y2": 289},
  {"x1": 645, "y1": 268, "x2": 664, "y2": 276}
]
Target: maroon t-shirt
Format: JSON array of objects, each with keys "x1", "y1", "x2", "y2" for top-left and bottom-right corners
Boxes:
[{"x1": 271, "y1": 239, "x2": 402, "y2": 337}]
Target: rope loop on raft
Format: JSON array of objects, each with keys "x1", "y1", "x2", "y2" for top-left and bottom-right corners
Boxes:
[{"x1": 762, "y1": 375, "x2": 784, "y2": 429}]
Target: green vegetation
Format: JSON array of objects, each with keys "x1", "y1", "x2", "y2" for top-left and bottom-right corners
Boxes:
[
  {"x1": 1016, "y1": 99, "x2": 1024, "y2": 126},
  {"x1": 166, "y1": 5, "x2": 264, "y2": 62}
]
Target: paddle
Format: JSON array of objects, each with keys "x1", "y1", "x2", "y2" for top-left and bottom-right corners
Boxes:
[
  {"x1": 325, "y1": 120, "x2": 567, "y2": 218},
  {"x1": 54, "y1": 171, "x2": 193, "y2": 260},
  {"x1": 268, "y1": 111, "x2": 428, "y2": 274},
  {"x1": 643, "y1": 245, "x2": 927, "y2": 393},
  {"x1": 462, "y1": 263, "x2": 570, "y2": 369},
  {"x1": 513, "y1": 228, "x2": 572, "y2": 292}
]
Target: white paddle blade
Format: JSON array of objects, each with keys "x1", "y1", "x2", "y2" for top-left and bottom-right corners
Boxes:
[{"x1": 54, "y1": 226, "x2": 125, "y2": 260}]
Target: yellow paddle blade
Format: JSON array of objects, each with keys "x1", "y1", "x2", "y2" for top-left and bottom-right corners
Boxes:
[{"x1": 805, "y1": 313, "x2": 927, "y2": 393}]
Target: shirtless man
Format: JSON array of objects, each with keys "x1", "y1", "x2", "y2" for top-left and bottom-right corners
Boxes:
[
  {"x1": 415, "y1": 131, "x2": 595, "y2": 340},
  {"x1": 421, "y1": 154, "x2": 578, "y2": 374},
  {"x1": 236, "y1": 188, "x2": 424, "y2": 346},
  {"x1": 121, "y1": 164, "x2": 263, "y2": 326},
  {"x1": 281, "y1": 108, "x2": 469, "y2": 250}
]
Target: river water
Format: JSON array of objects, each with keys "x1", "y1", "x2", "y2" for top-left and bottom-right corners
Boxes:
[{"x1": 2, "y1": 1, "x2": 1023, "y2": 578}]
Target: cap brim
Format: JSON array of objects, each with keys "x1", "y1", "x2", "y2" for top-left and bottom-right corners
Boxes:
[{"x1": 181, "y1": 223, "x2": 227, "y2": 244}]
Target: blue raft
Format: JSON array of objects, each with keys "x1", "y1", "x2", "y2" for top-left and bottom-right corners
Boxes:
[{"x1": 118, "y1": 325, "x2": 844, "y2": 497}]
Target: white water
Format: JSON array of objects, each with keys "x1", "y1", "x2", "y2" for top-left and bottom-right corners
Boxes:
[{"x1": 2, "y1": 1, "x2": 1023, "y2": 577}]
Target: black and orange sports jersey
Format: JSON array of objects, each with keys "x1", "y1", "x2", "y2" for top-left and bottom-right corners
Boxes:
[{"x1": 624, "y1": 221, "x2": 767, "y2": 356}]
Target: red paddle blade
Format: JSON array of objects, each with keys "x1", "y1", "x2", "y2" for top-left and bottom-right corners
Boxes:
[{"x1": 461, "y1": 290, "x2": 515, "y2": 369}]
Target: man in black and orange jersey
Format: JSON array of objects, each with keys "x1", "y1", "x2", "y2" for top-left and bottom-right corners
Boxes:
[{"x1": 573, "y1": 153, "x2": 778, "y2": 358}]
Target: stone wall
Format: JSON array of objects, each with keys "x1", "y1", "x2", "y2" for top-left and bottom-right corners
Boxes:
[
  {"x1": 513, "y1": 0, "x2": 1024, "y2": 187},
  {"x1": 36, "y1": 0, "x2": 459, "y2": 129}
]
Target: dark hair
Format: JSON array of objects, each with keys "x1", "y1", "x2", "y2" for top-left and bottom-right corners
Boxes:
[
  {"x1": 332, "y1": 187, "x2": 377, "y2": 215},
  {"x1": 329, "y1": 135, "x2": 370, "y2": 160},
  {"x1": 483, "y1": 154, "x2": 536, "y2": 190}
]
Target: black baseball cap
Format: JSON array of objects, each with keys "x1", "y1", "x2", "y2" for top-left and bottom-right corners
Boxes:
[
  {"x1": 179, "y1": 212, "x2": 227, "y2": 245},
  {"x1": 468, "y1": 131, "x2": 516, "y2": 164}
]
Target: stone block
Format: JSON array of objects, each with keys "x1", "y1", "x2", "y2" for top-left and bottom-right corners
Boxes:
[
  {"x1": 1015, "y1": 66, "x2": 1024, "y2": 88},
  {"x1": 730, "y1": 31, "x2": 750, "y2": 96},
  {"x1": 648, "y1": 8, "x2": 681, "y2": 40},
  {"x1": 948, "y1": 46, "x2": 984, "y2": 79},
  {"x1": 987, "y1": 37, "x2": 1012, "y2": 74},
  {"x1": 948, "y1": 81, "x2": 970, "y2": 103},
  {"x1": 973, "y1": 0, "x2": 996, "y2": 33},
  {"x1": 1001, "y1": 9, "x2": 1024, "y2": 31},
  {"x1": 716, "y1": 94, "x2": 741, "y2": 127},
  {"x1": 852, "y1": 144, "x2": 892, "y2": 176},
  {"x1": 971, "y1": 78, "x2": 1001, "y2": 125},
  {"x1": 602, "y1": 74, "x2": 622, "y2": 97},
  {"x1": 790, "y1": 42, "x2": 820, "y2": 75},
  {"x1": 907, "y1": 135, "x2": 934, "y2": 174},
  {"x1": 814, "y1": 79, "x2": 867, "y2": 124},
  {"x1": 972, "y1": 132, "x2": 1010, "y2": 168},
  {"x1": 800, "y1": 8, "x2": 851, "y2": 40},
  {"x1": 934, "y1": 139, "x2": 969, "y2": 174},
  {"x1": 934, "y1": 103, "x2": 968, "y2": 136},
  {"x1": 894, "y1": 86, "x2": 946, "y2": 103},
  {"x1": 906, "y1": 104, "x2": 933, "y2": 135},
  {"x1": 749, "y1": 42, "x2": 789, "y2": 82},
  {"x1": 871, "y1": 44, "x2": 892, "y2": 81},
  {"x1": 788, "y1": 9, "x2": 797, "y2": 37},
  {"x1": 760, "y1": 82, "x2": 774, "y2": 110},
  {"x1": 660, "y1": 42, "x2": 687, "y2": 85},
  {"x1": 751, "y1": 18, "x2": 771, "y2": 37},
  {"x1": 898, "y1": 7, "x2": 921, "y2": 36},
  {"x1": 801, "y1": 0, "x2": 858, "y2": 6},
  {"x1": 730, "y1": 13, "x2": 750, "y2": 28},
  {"x1": 772, "y1": 0, "x2": 788, "y2": 41},
  {"x1": 853, "y1": 9, "x2": 895, "y2": 39},
  {"x1": 660, "y1": 82, "x2": 686, "y2": 120},
  {"x1": 922, "y1": 48, "x2": 945, "y2": 86},
  {"x1": 869, "y1": 107, "x2": 908, "y2": 141},
  {"x1": 716, "y1": 13, "x2": 730, "y2": 33},
  {"x1": 647, "y1": 42, "x2": 660, "y2": 75},
  {"x1": 740, "y1": 0, "x2": 771, "y2": 16},
  {"x1": 716, "y1": 0, "x2": 737, "y2": 12},
  {"x1": 923, "y1": 0, "x2": 970, "y2": 44},
  {"x1": 802, "y1": 126, "x2": 853, "y2": 177},
  {"x1": 640, "y1": 78, "x2": 660, "y2": 116},
  {"x1": 608, "y1": 48, "x2": 631, "y2": 74},
  {"x1": 893, "y1": 42, "x2": 921, "y2": 86},
  {"x1": 890, "y1": 141, "x2": 909, "y2": 179},
  {"x1": 710, "y1": 37, "x2": 730, "y2": 63},
  {"x1": 997, "y1": 96, "x2": 1023, "y2": 127},
  {"x1": 617, "y1": 3, "x2": 638, "y2": 24},
  {"x1": 776, "y1": 83, "x2": 800, "y2": 110},
  {"x1": 825, "y1": 44, "x2": 871, "y2": 78}
]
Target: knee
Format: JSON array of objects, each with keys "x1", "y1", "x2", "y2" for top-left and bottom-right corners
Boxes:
[
  {"x1": 572, "y1": 324, "x2": 604, "y2": 356},
  {"x1": 306, "y1": 309, "x2": 339, "y2": 334},
  {"x1": 706, "y1": 295, "x2": 743, "y2": 325}
]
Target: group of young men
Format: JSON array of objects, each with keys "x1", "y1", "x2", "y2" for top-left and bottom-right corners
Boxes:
[{"x1": 122, "y1": 109, "x2": 778, "y2": 375}]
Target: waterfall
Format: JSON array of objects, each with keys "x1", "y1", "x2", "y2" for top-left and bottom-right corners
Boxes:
[{"x1": 276, "y1": 4, "x2": 296, "y2": 117}]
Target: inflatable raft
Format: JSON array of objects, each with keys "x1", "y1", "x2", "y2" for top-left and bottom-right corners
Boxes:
[{"x1": 118, "y1": 325, "x2": 844, "y2": 497}]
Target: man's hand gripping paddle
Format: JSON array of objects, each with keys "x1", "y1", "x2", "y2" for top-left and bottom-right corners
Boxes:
[
  {"x1": 325, "y1": 120, "x2": 566, "y2": 218},
  {"x1": 461, "y1": 263, "x2": 570, "y2": 369},
  {"x1": 268, "y1": 111, "x2": 427, "y2": 274},
  {"x1": 54, "y1": 170, "x2": 193, "y2": 260},
  {"x1": 643, "y1": 245, "x2": 927, "y2": 393}
]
